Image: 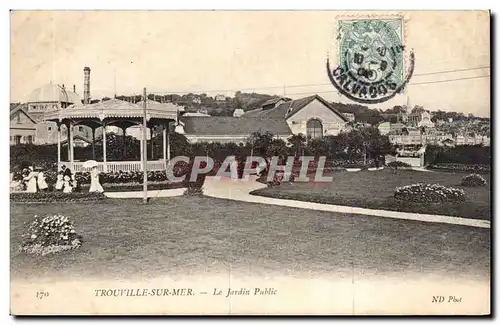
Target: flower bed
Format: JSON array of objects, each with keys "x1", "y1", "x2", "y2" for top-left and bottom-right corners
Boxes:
[
  {"x1": 20, "y1": 214, "x2": 83, "y2": 256},
  {"x1": 428, "y1": 163, "x2": 490, "y2": 173},
  {"x1": 10, "y1": 192, "x2": 106, "y2": 203},
  {"x1": 460, "y1": 174, "x2": 487, "y2": 187},
  {"x1": 387, "y1": 161, "x2": 412, "y2": 168},
  {"x1": 394, "y1": 183, "x2": 466, "y2": 203}
]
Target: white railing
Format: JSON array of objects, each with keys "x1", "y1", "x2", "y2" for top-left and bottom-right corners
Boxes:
[{"x1": 61, "y1": 160, "x2": 167, "y2": 173}]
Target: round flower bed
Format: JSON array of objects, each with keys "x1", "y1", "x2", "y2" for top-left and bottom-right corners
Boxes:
[
  {"x1": 460, "y1": 173, "x2": 487, "y2": 187},
  {"x1": 21, "y1": 214, "x2": 83, "y2": 256},
  {"x1": 394, "y1": 183, "x2": 466, "y2": 203}
]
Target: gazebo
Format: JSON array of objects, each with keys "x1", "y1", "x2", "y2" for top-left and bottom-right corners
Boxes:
[{"x1": 42, "y1": 98, "x2": 179, "y2": 172}]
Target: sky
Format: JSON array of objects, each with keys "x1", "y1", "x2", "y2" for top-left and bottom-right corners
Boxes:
[{"x1": 10, "y1": 10, "x2": 490, "y2": 116}]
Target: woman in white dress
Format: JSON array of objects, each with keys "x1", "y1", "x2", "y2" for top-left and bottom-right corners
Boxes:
[
  {"x1": 63, "y1": 175, "x2": 73, "y2": 193},
  {"x1": 37, "y1": 169, "x2": 49, "y2": 192},
  {"x1": 55, "y1": 171, "x2": 64, "y2": 191},
  {"x1": 24, "y1": 166, "x2": 38, "y2": 193},
  {"x1": 89, "y1": 166, "x2": 104, "y2": 193}
]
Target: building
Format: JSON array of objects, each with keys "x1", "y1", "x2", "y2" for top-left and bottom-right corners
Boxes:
[
  {"x1": 175, "y1": 94, "x2": 349, "y2": 144},
  {"x1": 378, "y1": 122, "x2": 391, "y2": 135},
  {"x1": 408, "y1": 110, "x2": 435, "y2": 128},
  {"x1": 245, "y1": 94, "x2": 350, "y2": 138},
  {"x1": 233, "y1": 108, "x2": 245, "y2": 117},
  {"x1": 10, "y1": 68, "x2": 94, "y2": 146},
  {"x1": 214, "y1": 94, "x2": 226, "y2": 102},
  {"x1": 178, "y1": 116, "x2": 293, "y2": 144},
  {"x1": 10, "y1": 104, "x2": 37, "y2": 145},
  {"x1": 343, "y1": 113, "x2": 355, "y2": 122}
]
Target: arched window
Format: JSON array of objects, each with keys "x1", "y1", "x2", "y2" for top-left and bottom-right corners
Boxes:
[{"x1": 306, "y1": 118, "x2": 323, "y2": 139}]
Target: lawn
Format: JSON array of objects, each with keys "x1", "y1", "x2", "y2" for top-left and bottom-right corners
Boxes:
[
  {"x1": 11, "y1": 196, "x2": 490, "y2": 283},
  {"x1": 251, "y1": 169, "x2": 491, "y2": 220}
]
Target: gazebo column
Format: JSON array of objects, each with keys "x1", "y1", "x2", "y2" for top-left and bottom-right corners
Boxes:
[
  {"x1": 121, "y1": 126, "x2": 127, "y2": 160},
  {"x1": 140, "y1": 124, "x2": 144, "y2": 171},
  {"x1": 163, "y1": 123, "x2": 167, "y2": 169},
  {"x1": 91, "y1": 126, "x2": 96, "y2": 160},
  {"x1": 66, "y1": 121, "x2": 74, "y2": 171},
  {"x1": 167, "y1": 123, "x2": 171, "y2": 162},
  {"x1": 150, "y1": 125, "x2": 154, "y2": 161},
  {"x1": 102, "y1": 123, "x2": 108, "y2": 172},
  {"x1": 57, "y1": 122, "x2": 61, "y2": 171}
]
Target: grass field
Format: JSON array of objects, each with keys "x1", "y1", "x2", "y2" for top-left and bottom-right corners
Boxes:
[
  {"x1": 251, "y1": 169, "x2": 491, "y2": 220},
  {"x1": 11, "y1": 196, "x2": 490, "y2": 282}
]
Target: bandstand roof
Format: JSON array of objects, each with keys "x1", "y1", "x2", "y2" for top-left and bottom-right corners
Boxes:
[{"x1": 42, "y1": 99, "x2": 179, "y2": 124}]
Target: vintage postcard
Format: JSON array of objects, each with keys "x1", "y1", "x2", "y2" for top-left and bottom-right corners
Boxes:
[{"x1": 10, "y1": 10, "x2": 491, "y2": 315}]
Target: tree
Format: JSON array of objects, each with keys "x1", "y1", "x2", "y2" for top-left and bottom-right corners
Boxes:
[
  {"x1": 246, "y1": 132, "x2": 274, "y2": 157},
  {"x1": 306, "y1": 138, "x2": 330, "y2": 158},
  {"x1": 265, "y1": 139, "x2": 288, "y2": 159},
  {"x1": 288, "y1": 134, "x2": 307, "y2": 156}
]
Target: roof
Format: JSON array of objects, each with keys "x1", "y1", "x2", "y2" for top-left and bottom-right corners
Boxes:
[
  {"x1": 10, "y1": 103, "x2": 37, "y2": 124},
  {"x1": 42, "y1": 99, "x2": 178, "y2": 122},
  {"x1": 244, "y1": 95, "x2": 349, "y2": 122},
  {"x1": 26, "y1": 83, "x2": 81, "y2": 104},
  {"x1": 61, "y1": 134, "x2": 92, "y2": 144},
  {"x1": 181, "y1": 116, "x2": 292, "y2": 136},
  {"x1": 261, "y1": 97, "x2": 284, "y2": 107}
]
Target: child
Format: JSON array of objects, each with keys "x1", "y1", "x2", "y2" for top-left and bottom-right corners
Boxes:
[
  {"x1": 63, "y1": 175, "x2": 72, "y2": 193},
  {"x1": 55, "y1": 171, "x2": 64, "y2": 191}
]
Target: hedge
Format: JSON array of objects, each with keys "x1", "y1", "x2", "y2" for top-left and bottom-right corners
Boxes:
[
  {"x1": 387, "y1": 161, "x2": 412, "y2": 168},
  {"x1": 425, "y1": 145, "x2": 491, "y2": 166},
  {"x1": 428, "y1": 163, "x2": 490, "y2": 173},
  {"x1": 10, "y1": 192, "x2": 106, "y2": 203}
]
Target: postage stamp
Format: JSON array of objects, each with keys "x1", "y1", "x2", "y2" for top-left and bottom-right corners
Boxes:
[{"x1": 327, "y1": 16, "x2": 415, "y2": 104}]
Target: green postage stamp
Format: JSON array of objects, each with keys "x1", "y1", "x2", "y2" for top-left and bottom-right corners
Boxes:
[{"x1": 327, "y1": 16, "x2": 414, "y2": 104}]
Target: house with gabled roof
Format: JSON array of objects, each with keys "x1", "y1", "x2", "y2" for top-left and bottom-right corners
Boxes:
[
  {"x1": 10, "y1": 104, "x2": 37, "y2": 145},
  {"x1": 176, "y1": 94, "x2": 350, "y2": 144},
  {"x1": 245, "y1": 94, "x2": 350, "y2": 138}
]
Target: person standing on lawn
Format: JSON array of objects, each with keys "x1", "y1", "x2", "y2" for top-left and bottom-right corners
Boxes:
[
  {"x1": 24, "y1": 166, "x2": 38, "y2": 193},
  {"x1": 89, "y1": 166, "x2": 104, "y2": 193},
  {"x1": 63, "y1": 175, "x2": 73, "y2": 193},
  {"x1": 55, "y1": 171, "x2": 64, "y2": 191},
  {"x1": 36, "y1": 168, "x2": 49, "y2": 192}
]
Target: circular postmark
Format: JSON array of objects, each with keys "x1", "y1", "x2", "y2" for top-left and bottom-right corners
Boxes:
[{"x1": 327, "y1": 19, "x2": 415, "y2": 104}]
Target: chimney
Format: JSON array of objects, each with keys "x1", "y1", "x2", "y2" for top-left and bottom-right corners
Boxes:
[
  {"x1": 73, "y1": 84, "x2": 76, "y2": 93},
  {"x1": 84, "y1": 67, "x2": 91, "y2": 104}
]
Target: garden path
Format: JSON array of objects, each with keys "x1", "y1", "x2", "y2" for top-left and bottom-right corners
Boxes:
[
  {"x1": 104, "y1": 188, "x2": 186, "y2": 199},
  {"x1": 202, "y1": 176, "x2": 490, "y2": 229}
]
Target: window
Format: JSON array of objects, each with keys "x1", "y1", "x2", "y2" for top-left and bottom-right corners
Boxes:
[
  {"x1": 48, "y1": 126, "x2": 52, "y2": 131},
  {"x1": 79, "y1": 126, "x2": 84, "y2": 132},
  {"x1": 14, "y1": 135, "x2": 21, "y2": 145},
  {"x1": 306, "y1": 118, "x2": 323, "y2": 139},
  {"x1": 26, "y1": 135, "x2": 33, "y2": 144},
  {"x1": 16, "y1": 113, "x2": 21, "y2": 123}
]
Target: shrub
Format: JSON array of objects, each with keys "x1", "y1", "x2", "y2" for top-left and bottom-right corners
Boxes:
[
  {"x1": 429, "y1": 163, "x2": 490, "y2": 173},
  {"x1": 183, "y1": 186, "x2": 204, "y2": 196},
  {"x1": 267, "y1": 171, "x2": 297, "y2": 187},
  {"x1": 460, "y1": 174, "x2": 487, "y2": 187},
  {"x1": 387, "y1": 161, "x2": 412, "y2": 168},
  {"x1": 343, "y1": 163, "x2": 369, "y2": 169},
  {"x1": 394, "y1": 183, "x2": 466, "y2": 203},
  {"x1": 20, "y1": 214, "x2": 83, "y2": 256},
  {"x1": 10, "y1": 192, "x2": 106, "y2": 203}
]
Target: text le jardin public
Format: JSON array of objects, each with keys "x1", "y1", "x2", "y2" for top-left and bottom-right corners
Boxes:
[{"x1": 94, "y1": 287, "x2": 277, "y2": 298}]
